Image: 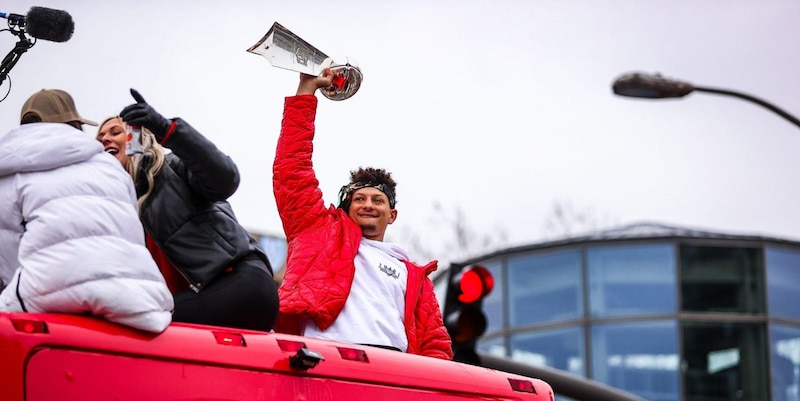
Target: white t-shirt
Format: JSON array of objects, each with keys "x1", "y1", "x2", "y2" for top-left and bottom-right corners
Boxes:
[{"x1": 304, "y1": 238, "x2": 409, "y2": 351}]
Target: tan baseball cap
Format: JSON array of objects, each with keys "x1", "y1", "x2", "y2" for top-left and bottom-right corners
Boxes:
[{"x1": 20, "y1": 89, "x2": 98, "y2": 126}]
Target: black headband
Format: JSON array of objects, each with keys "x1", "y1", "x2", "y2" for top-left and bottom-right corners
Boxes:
[{"x1": 337, "y1": 182, "x2": 396, "y2": 211}]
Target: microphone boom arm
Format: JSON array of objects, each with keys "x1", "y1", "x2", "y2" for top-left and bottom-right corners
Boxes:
[{"x1": 0, "y1": 23, "x2": 34, "y2": 90}]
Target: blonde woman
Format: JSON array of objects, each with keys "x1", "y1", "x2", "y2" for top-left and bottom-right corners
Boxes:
[
  {"x1": 97, "y1": 89, "x2": 278, "y2": 331},
  {"x1": 0, "y1": 89, "x2": 173, "y2": 333}
]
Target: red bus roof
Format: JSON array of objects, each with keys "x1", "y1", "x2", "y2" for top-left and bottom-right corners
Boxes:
[{"x1": 0, "y1": 312, "x2": 553, "y2": 401}]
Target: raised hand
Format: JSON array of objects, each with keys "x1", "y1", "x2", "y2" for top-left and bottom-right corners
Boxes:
[
  {"x1": 120, "y1": 89, "x2": 172, "y2": 141},
  {"x1": 296, "y1": 68, "x2": 336, "y2": 96}
]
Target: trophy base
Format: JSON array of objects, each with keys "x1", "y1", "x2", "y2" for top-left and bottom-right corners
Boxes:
[{"x1": 321, "y1": 58, "x2": 362, "y2": 101}]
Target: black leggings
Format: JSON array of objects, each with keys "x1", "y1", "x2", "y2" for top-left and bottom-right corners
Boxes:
[{"x1": 171, "y1": 257, "x2": 279, "y2": 332}]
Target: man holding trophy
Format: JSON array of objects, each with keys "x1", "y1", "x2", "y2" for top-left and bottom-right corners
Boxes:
[{"x1": 257, "y1": 23, "x2": 452, "y2": 360}]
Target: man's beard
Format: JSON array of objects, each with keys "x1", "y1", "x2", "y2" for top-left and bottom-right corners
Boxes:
[{"x1": 359, "y1": 223, "x2": 377, "y2": 233}]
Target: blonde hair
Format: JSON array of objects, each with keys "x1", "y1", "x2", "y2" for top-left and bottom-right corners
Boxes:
[{"x1": 98, "y1": 116, "x2": 166, "y2": 212}]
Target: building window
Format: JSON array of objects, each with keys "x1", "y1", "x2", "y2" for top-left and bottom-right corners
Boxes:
[
  {"x1": 510, "y1": 326, "x2": 585, "y2": 377},
  {"x1": 433, "y1": 271, "x2": 448, "y2": 313},
  {"x1": 682, "y1": 322, "x2": 769, "y2": 401},
  {"x1": 256, "y1": 235, "x2": 288, "y2": 271},
  {"x1": 680, "y1": 246, "x2": 765, "y2": 314},
  {"x1": 770, "y1": 324, "x2": 800, "y2": 401},
  {"x1": 588, "y1": 244, "x2": 676, "y2": 317},
  {"x1": 507, "y1": 250, "x2": 582, "y2": 326},
  {"x1": 477, "y1": 335, "x2": 506, "y2": 357},
  {"x1": 482, "y1": 261, "x2": 504, "y2": 335},
  {"x1": 766, "y1": 247, "x2": 800, "y2": 320},
  {"x1": 591, "y1": 321, "x2": 680, "y2": 401}
]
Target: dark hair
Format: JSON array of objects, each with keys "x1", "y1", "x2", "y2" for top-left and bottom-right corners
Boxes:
[
  {"x1": 337, "y1": 167, "x2": 397, "y2": 211},
  {"x1": 21, "y1": 112, "x2": 42, "y2": 124},
  {"x1": 350, "y1": 167, "x2": 397, "y2": 192},
  {"x1": 21, "y1": 112, "x2": 82, "y2": 130}
]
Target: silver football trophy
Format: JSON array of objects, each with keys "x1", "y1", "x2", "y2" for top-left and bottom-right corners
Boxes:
[{"x1": 247, "y1": 22, "x2": 362, "y2": 101}]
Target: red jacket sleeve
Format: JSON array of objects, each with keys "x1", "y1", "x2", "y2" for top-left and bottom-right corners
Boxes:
[
  {"x1": 273, "y1": 94, "x2": 360, "y2": 333},
  {"x1": 405, "y1": 260, "x2": 453, "y2": 360},
  {"x1": 416, "y1": 277, "x2": 453, "y2": 360},
  {"x1": 273, "y1": 95, "x2": 328, "y2": 242}
]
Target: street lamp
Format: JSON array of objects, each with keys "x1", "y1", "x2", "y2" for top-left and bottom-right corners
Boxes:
[{"x1": 612, "y1": 72, "x2": 800, "y2": 129}]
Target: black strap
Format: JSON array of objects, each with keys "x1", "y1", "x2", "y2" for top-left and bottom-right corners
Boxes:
[
  {"x1": 360, "y1": 344, "x2": 402, "y2": 352},
  {"x1": 15, "y1": 270, "x2": 27, "y2": 312}
]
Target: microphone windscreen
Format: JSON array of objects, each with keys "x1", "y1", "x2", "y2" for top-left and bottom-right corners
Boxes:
[{"x1": 25, "y1": 6, "x2": 74, "y2": 42}]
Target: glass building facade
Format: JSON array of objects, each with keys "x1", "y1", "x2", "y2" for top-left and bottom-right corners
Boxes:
[
  {"x1": 249, "y1": 231, "x2": 288, "y2": 272},
  {"x1": 439, "y1": 223, "x2": 800, "y2": 401}
]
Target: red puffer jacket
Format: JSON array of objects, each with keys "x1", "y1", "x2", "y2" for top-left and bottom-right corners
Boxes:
[{"x1": 272, "y1": 95, "x2": 452, "y2": 360}]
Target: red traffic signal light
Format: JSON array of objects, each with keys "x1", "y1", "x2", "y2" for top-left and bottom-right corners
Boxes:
[
  {"x1": 444, "y1": 265, "x2": 495, "y2": 365},
  {"x1": 456, "y1": 265, "x2": 494, "y2": 304}
]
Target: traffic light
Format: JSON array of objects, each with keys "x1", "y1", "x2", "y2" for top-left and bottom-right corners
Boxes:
[{"x1": 443, "y1": 264, "x2": 494, "y2": 365}]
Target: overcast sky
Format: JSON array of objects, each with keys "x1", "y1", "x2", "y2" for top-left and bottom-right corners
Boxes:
[{"x1": 3, "y1": 0, "x2": 800, "y2": 262}]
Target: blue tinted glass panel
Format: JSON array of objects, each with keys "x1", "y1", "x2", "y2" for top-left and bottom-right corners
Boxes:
[
  {"x1": 592, "y1": 321, "x2": 679, "y2": 401},
  {"x1": 767, "y1": 247, "x2": 800, "y2": 320},
  {"x1": 508, "y1": 250, "x2": 582, "y2": 326},
  {"x1": 588, "y1": 244, "x2": 676, "y2": 317},
  {"x1": 509, "y1": 327, "x2": 586, "y2": 377},
  {"x1": 683, "y1": 322, "x2": 768, "y2": 400},
  {"x1": 480, "y1": 261, "x2": 503, "y2": 335},
  {"x1": 258, "y1": 235, "x2": 287, "y2": 271},
  {"x1": 433, "y1": 270, "x2": 447, "y2": 312},
  {"x1": 680, "y1": 246, "x2": 764, "y2": 314},
  {"x1": 770, "y1": 324, "x2": 800, "y2": 401},
  {"x1": 477, "y1": 335, "x2": 506, "y2": 357},
  {"x1": 510, "y1": 326, "x2": 585, "y2": 377}
]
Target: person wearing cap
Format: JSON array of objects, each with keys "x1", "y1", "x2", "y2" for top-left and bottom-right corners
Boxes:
[
  {"x1": 18, "y1": 89, "x2": 98, "y2": 129},
  {"x1": 94, "y1": 89, "x2": 279, "y2": 332},
  {"x1": 0, "y1": 89, "x2": 174, "y2": 333},
  {"x1": 272, "y1": 70, "x2": 452, "y2": 360}
]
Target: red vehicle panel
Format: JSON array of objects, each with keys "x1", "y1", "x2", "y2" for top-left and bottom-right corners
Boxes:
[{"x1": 0, "y1": 312, "x2": 553, "y2": 400}]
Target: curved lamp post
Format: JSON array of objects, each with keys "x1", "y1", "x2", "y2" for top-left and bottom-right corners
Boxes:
[{"x1": 612, "y1": 72, "x2": 800, "y2": 129}]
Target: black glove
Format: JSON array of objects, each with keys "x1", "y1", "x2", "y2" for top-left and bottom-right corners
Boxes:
[{"x1": 120, "y1": 89, "x2": 172, "y2": 142}]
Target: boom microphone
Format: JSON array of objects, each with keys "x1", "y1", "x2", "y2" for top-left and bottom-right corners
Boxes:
[
  {"x1": 26, "y1": 7, "x2": 74, "y2": 42},
  {"x1": 0, "y1": 6, "x2": 74, "y2": 100},
  {"x1": 1, "y1": 6, "x2": 74, "y2": 42}
]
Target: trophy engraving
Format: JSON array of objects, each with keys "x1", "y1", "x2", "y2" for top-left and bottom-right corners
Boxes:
[{"x1": 247, "y1": 22, "x2": 362, "y2": 101}]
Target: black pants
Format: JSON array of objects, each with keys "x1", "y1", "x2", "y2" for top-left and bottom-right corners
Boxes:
[{"x1": 172, "y1": 257, "x2": 279, "y2": 332}]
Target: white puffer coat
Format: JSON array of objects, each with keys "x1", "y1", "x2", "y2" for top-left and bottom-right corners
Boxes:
[{"x1": 0, "y1": 123, "x2": 173, "y2": 333}]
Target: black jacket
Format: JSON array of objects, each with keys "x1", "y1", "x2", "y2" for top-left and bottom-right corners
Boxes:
[{"x1": 134, "y1": 118, "x2": 271, "y2": 292}]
